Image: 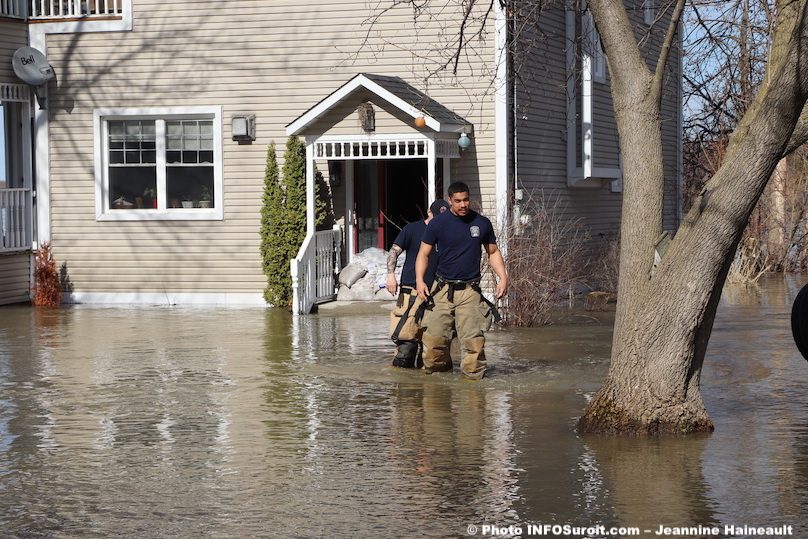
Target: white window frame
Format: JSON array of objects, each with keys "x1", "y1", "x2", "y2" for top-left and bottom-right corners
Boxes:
[
  {"x1": 583, "y1": 11, "x2": 606, "y2": 84},
  {"x1": 94, "y1": 106, "x2": 223, "y2": 221},
  {"x1": 644, "y1": 0, "x2": 655, "y2": 25}
]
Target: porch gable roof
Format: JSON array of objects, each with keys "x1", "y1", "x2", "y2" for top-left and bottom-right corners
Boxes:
[{"x1": 286, "y1": 73, "x2": 468, "y2": 136}]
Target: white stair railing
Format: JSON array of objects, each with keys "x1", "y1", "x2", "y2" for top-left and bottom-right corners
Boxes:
[
  {"x1": 0, "y1": 188, "x2": 32, "y2": 252},
  {"x1": 291, "y1": 228, "x2": 343, "y2": 314}
]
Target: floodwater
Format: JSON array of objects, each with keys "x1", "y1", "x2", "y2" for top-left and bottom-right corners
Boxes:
[{"x1": 0, "y1": 277, "x2": 806, "y2": 538}]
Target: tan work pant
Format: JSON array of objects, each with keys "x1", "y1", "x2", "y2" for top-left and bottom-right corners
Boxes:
[
  {"x1": 389, "y1": 288, "x2": 424, "y2": 342},
  {"x1": 420, "y1": 284, "x2": 492, "y2": 380}
]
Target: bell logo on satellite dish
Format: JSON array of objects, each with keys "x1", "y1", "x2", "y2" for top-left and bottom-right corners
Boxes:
[
  {"x1": 12, "y1": 47, "x2": 55, "y2": 109},
  {"x1": 12, "y1": 47, "x2": 54, "y2": 86}
]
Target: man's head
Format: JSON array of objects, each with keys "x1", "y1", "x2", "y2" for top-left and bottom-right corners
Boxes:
[
  {"x1": 426, "y1": 199, "x2": 450, "y2": 223},
  {"x1": 447, "y1": 181, "x2": 471, "y2": 217}
]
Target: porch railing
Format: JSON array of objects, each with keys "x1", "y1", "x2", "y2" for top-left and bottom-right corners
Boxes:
[
  {"x1": 0, "y1": 0, "x2": 26, "y2": 17},
  {"x1": 29, "y1": 0, "x2": 122, "y2": 19},
  {"x1": 291, "y1": 228, "x2": 343, "y2": 315},
  {"x1": 0, "y1": 188, "x2": 33, "y2": 253}
]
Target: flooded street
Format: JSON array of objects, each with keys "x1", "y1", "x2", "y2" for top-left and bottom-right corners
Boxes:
[{"x1": 1, "y1": 276, "x2": 807, "y2": 538}]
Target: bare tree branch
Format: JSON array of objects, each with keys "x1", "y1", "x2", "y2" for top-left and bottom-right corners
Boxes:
[
  {"x1": 784, "y1": 105, "x2": 808, "y2": 156},
  {"x1": 651, "y1": 0, "x2": 687, "y2": 106},
  {"x1": 589, "y1": 0, "x2": 652, "y2": 90}
]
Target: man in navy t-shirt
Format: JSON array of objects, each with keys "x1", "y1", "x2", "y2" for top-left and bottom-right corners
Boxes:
[
  {"x1": 386, "y1": 198, "x2": 451, "y2": 368},
  {"x1": 415, "y1": 181, "x2": 509, "y2": 380}
]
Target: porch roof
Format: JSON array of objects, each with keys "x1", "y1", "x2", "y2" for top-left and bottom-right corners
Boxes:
[{"x1": 286, "y1": 73, "x2": 469, "y2": 136}]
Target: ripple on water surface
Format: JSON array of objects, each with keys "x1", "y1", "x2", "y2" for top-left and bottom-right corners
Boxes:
[{"x1": 0, "y1": 282, "x2": 806, "y2": 536}]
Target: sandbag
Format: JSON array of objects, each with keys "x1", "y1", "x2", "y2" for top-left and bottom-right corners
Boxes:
[{"x1": 338, "y1": 263, "x2": 367, "y2": 287}]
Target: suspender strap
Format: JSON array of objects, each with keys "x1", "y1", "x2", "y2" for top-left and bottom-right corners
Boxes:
[
  {"x1": 391, "y1": 293, "x2": 418, "y2": 342},
  {"x1": 472, "y1": 283, "x2": 503, "y2": 323},
  {"x1": 413, "y1": 280, "x2": 443, "y2": 325}
]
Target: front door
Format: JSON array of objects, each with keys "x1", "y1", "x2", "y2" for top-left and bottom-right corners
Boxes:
[{"x1": 353, "y1": 159, "x2": 428, "y2": 253}]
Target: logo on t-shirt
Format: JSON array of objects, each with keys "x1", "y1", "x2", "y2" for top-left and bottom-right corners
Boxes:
[{"x1": 470, "y1": 225, "x2": 480, "y2": 238}]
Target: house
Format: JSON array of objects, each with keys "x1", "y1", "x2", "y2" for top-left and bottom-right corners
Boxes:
[
  {"x1": 0, "y1": 1, "x2": 681, "y2": 312},
  {"x1": 0, "y1": 1, "x2": 32, "y2": 305}
]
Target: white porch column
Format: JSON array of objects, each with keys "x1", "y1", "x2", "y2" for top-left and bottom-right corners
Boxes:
[
  {"x1": 427, "y1": 138, "x2": 436, "y2": 206},
  {"x1": 305, "y1": 139, "x2": 315, "y2": 234},
  {"x1": 345, "y1": 160, "x2": 355, "y2": 263},
  {"x1": 22, "y1": 96, "x2": 33, "y2": 248}
]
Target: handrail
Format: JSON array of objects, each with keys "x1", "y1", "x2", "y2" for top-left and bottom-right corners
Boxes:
[
  {"x1": 291, "y1": 228, "x2": 342, "y2": 314},
  {"x1": 0, "y1": 187, "x2": 33, "y2": 252}
]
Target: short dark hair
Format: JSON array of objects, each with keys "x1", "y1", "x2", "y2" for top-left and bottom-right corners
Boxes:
[{"x1": 447, "y1": 181, "x2": 470, "y2": 197}]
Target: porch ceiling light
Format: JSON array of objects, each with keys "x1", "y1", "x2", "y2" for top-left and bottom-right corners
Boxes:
[
  {"x1": 458, "y1": 131, "x2": 472, "y2": 150},
  {"x1": 232, "y1": 114, "x2": 256, "y2": 143}
]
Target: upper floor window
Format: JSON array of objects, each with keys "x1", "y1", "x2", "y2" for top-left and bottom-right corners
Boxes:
[
  {"x1": 583, "y1": 11, "x2": 606, "y2": 83},
  {"x1": 94, "y1": 107, "x2": 223, "y2": 221},
  {"x1": 644, "y1": 0, "x2": 655, "y2": 25}
]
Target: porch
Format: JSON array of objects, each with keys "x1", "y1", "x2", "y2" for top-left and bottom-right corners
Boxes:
[
  {"x1": 286, "y1": 74, "x2": 472, "y2": 315},
  {"x1": 0, "y1": 84, "x2": 34, "y2": 254},
  {"x1": 0, "y1": 0, "x2": 124, "y2": 19}
]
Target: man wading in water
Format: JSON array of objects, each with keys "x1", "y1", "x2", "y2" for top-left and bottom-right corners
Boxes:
[
  {"x1": 386, "y1": 199, "x2": 451, "y2": 368},
  {"x1": 415, "y1": 182, "x2": 508, "y2": 380}
]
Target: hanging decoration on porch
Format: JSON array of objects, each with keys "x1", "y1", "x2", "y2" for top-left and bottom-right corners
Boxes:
[
  {"x1": 414, "y1": 116, "x2": 426, "y2": 128},
  {"x1": 458, "y1": 131, "x2": 472, "y2": 150},
  {"x1": 357, "y1": 102, "x2": 375, "y2": 133}
]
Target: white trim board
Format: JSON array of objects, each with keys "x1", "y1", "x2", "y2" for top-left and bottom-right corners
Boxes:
[
  {"x1": 286, "y1": 74, "x2": 464, "y2": 135},
  {"x1": 64, "y1": 292, "x2": 267, "y2": 307}
]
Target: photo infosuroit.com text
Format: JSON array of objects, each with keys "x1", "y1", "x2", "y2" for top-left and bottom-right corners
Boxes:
[{"x1": 469, "y1": 523, "x2": 796, "y2": 537}]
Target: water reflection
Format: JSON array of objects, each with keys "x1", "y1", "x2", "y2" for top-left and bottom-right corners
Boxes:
[{"x1": 0, "y1": 277, "x2": 806, "y2": 537}]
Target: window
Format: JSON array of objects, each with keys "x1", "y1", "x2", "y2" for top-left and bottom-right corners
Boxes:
[
  {"x1": 644, "y1": 0, "x2": 655, "y2": 25},
  {"x1": 94, "y1": 107, "x2": 223, "y2": 221},
  {"x1": 583, "y1": 11, "x2": 606, "y2": 83}
]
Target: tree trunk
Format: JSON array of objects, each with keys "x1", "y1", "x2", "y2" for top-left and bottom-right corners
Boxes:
[{"x1": 580, "y1": 0, "x2": 808, "y2": 434}]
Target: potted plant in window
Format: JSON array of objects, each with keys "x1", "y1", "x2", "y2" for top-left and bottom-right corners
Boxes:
[
  {"x1": 181, "y1": 194, "x2": 194, "y2": 209},
  {"x1": 143, "y1": 187, "x2": 157, "y2": 208},
  {"x1": 199, "y1": 186, "x2": 212, "y2": 208}
]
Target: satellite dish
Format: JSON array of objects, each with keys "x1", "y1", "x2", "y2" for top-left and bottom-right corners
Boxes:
[{"x1": 12, "y1": 47, "x2": 55, "y2": 86}]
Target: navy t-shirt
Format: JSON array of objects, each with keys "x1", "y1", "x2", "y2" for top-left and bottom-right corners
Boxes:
[
  {"x1": 392, "y1": 220, "x2": 437, "y2": 288},
  {"x1": 421, "y1": 210, "x2": 496, "y2": 281}
]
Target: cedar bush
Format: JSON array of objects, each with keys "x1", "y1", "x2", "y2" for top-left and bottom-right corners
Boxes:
[
  {"x1": 260, "y1": 137, "x2": 308, "y2": 309},
  {"x1": 32, "y1": 241, "x2": 62, "y2": 307}
]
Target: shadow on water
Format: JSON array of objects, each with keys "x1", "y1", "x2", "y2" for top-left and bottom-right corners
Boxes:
[{"x1": 0, "y1": 276, "x2": 807, "y2": 537}]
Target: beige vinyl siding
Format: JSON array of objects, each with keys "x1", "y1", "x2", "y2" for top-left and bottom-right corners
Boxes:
[
  {"x1": 0, "y1": 252, "x2": 30, "y2": 305},
  {"x1": 0, "y1": 19, "x2": 27, "y2": 83},
  {"x1": 43, "y1": 0, "x2": 497, "y2": 296}
]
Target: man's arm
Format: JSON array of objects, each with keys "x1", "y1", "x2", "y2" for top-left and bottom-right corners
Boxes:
[
  {"x1": 386, "y1": 244, "x2": 403, "y2": 295},
  {"x1": 485, "y1": 243, "x2": 509, "y2": 299},
  {"x1": 415, "y1": 241, "x2": 434, "y2": 301}
]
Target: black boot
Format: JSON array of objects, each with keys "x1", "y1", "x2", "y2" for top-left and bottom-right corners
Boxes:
[{"x1": 392, "y1": 340, "x2": 419, "y2": 368}]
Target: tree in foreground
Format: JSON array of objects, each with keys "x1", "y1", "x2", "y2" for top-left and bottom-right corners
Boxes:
[
  {"x1": 364, "y1": 0, "x2": 808, "y2": 433},
  {"x1": 579, "y1": 0, "x2": 808, "y2": 433}
]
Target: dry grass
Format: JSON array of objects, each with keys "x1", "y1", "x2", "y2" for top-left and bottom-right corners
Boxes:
[
  {"x1": 493, "y1": 190, "x2": 593, "y2": 327},
  {"x1": 32, "y1": 242, "x2": 62, "y2": 308}
]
